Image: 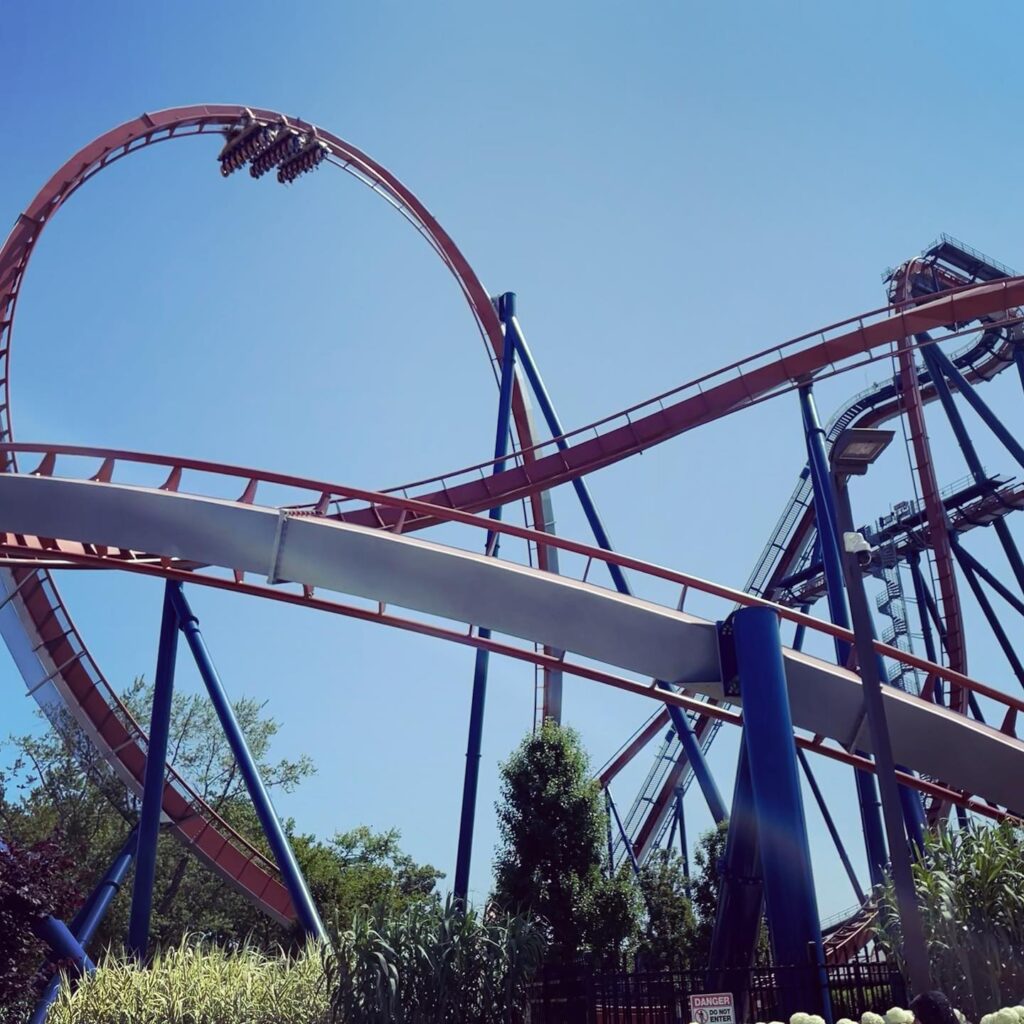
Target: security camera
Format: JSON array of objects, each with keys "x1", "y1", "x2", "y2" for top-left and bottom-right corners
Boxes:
[{"x1": 843, "y1": 531, "x2": 874, "y2": 568}]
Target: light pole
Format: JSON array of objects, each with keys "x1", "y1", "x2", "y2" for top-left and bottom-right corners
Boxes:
[{"x1": 829, "y1": 428, "x2": 932, "y2": 994}]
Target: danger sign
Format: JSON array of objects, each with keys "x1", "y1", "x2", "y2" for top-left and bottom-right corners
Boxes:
[{"x1": 690, "y1": 992, "x2": 736, "y2": 1024}]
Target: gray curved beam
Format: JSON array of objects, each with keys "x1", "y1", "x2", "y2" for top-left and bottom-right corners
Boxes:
[{"x1": 0, "y1": 473, "x2": 1021, "y2": 812}]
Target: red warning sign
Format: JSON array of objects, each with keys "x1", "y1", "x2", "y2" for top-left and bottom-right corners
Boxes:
[{"x1": 690, "y1": 992, "x2": 736, "y2": 1024}]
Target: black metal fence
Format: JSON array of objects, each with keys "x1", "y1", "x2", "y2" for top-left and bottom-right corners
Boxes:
[{"x1": 530, "y1": 961, "x2": 906, "y2": 1024}]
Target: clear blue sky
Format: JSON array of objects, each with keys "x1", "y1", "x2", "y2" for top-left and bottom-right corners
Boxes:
[{"x1": 2, "y1": 2, "x2": 1023, "y2": 918}]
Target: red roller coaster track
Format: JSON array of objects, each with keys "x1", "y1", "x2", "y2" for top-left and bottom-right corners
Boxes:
[{"x1": 2, "y1": 106, "x2": 1023, "y2": 931}]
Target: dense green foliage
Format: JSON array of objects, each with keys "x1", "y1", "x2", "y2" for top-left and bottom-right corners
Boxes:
[
  {"x1": 876, "y1": 822, "x2": 1024, "y2": 1015},
  {"x1": 491, "y1": 723, "x2": 742, "y2": 971},
  {"x1": 492, "y1": 721, "x2": 641, "y2": 964},
  {"x1": 294, "y1": 826, "x2": 443, "y2": 933},
  {"x1": 0, "y1": 678, "x2": 442, "y2": 956},
  {"x1": 325, "y1": 898, "x2": 545, "y2": 1023},
  {"x1": 635, "y1": 849, "x2": 696, "y2": 970},
  {"x1": 688, "y1": 821, "x2": 728, "y2": 966},
  {"x1": 47, "y1": 941, "x2": 328, "y2": 1024},
  {"x1": 0, "y1": 834, "x2": 81, "y2": 1023},
  {"x1": 1, "y1": 678, "x2": 316, "y2": 949}
]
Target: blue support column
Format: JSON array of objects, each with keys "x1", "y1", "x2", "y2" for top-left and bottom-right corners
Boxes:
[
  {"x1": 928, "y1": 341, "x2": 1024, "y2": 472},
  {"x1": 453, "y1": 292, "x2": 519, "y2": 904},
  {"x1": 168, "y1": 584, "x2": 325, "y2": 941},
  {"x1": 31, "y1": 917, "x2": 95, "y2": 975},
  {"x1": 128, "y1": 583, "x2": 179, "y2": 959},
  {"x1": 665, "y1": 797, "x2": 678, "y2": 852},
  {"x1": 920, "y1": 340, "x2": 1024, "y2": 595},
  {"x1": 606, "y1": 787, "x2": 642, "y2": 879},
  {"x1": 951, "y1": 535, "x2": 1024, "y2": 619},
  {"x1": 74, "y1": 829, "x2": 137, "y2": 947},
  {"x1": 796, "y1": 747, "x2": 865, "y2": 904},
  {"x1": 663, "y1": 696, "x2": 726, "y2": 823},
  {"x1": 30, "y1": 831, "x2": 137, "y2": 1024},
  {"x1": 792, "y1": 597, "x2": 814, "y2": 651},
  {"x1": 733, "y1": 606, "x2": 831, "y2": 1020},
  {"x1": 908, "y1": 551, "x2": 940, "y2": 670},
  {"x1": 799, "y1": 386, "x2": 888, "y2": 885},
  {"x1": 674, "y1": 786, "x2": 689, "y2": 877},
  {"x1": 799, "y1": 387, "x2": 852, "y2": 661},
  {"x1": 511, "y1": 305, "x2": 726, "y2": 821},
  {"x1": 911, "y1": 551, "x2": 949, "y2": 654},
  {"x1": 707, "y1": 745, "x2": 763, "y2": 1015},
  {"x1": 506, "y1": 313, "x2": 629, "y2": 595},
  {"x1": 952, "y1": 543, "x2": 1024, "y2": 691},
  {"x1": 1016, "y1": 344, "x2": 1024, "y2": 394}
]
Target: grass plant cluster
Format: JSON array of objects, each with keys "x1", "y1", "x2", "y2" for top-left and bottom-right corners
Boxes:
[
  {"x1": 323, "y1": 899, "x2": 545, "y2": 1024},
  {"x1": 46, "y1": 941, "x2": 328, "y2": 1024},
  {"x1": 877, "y1": 823, "x2": 1024, "y2": 1012},
  {"x1": 46, "y1": 899, "x2": 545, "y2": 1023}
]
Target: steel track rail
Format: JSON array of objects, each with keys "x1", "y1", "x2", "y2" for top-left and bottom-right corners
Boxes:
[
  {"x1": 0, "y1": 465, "x2": 1020, "y2": 819},
  {"x1": 0, "y1": 105, "x2": 558, "y2": 924}
]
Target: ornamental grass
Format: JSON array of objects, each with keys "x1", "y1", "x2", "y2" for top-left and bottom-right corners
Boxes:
[
  {"x1": 46, "y1": 939, "x2": 329, "y2": 1024},
  {"x1": 46, "y1": 898, "x2": 544, "y2": 1023}
]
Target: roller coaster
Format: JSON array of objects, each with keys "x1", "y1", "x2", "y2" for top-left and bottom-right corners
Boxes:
[{"x1": 4, "y1": 106, "x2": 1024, "y2": 1020}]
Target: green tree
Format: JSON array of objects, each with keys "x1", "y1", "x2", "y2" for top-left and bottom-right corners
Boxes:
[
  {"x1": 688, "y1": 822, "x2": 728, "y2": 967},
  {"x1": 636, "y1": 849, "x2": 696, "y2": 970},
  {"x1": 492, "y1": 721, "x2": 640, "y2": 965},
  {"x1": 2, "y1": 677, "x2": 312, "y2": 950},
  {"x1": 1, "y1": 678, "x2": 441, "y2": 952},
  {"x1": 293, "y1": 825, "x2": 443, "y2": 929}
]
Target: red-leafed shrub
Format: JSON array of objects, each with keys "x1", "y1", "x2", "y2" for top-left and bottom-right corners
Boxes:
[{"x1": 0, "y1": 834, "x2": 81, "y2": 1023}]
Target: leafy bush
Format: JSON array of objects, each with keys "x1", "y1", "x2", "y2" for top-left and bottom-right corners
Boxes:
[
  {"x1": 876, "y1": 821, "x2": 1024, "y2": 1016},
  {"x1": 323, "y1": 897, "x2": 546, "y2": 1024},
  {"x1": 0, "y1": 833, "x2": 81, "y2": 1023},
  {"x1": 46, "y1": 940, "x2": 328, "y2": 1024}
]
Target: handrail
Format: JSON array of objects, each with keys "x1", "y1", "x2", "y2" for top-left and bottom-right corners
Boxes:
[
  {"x1": 367, "y1": 298, "x2": 1024, "y2": 499},
  {"x1": 0, "y1": 541, "x2": 1010, "y2": 824},
  {"x1": 3, "y1": 440, "x2": 1023, "y2": 718}
]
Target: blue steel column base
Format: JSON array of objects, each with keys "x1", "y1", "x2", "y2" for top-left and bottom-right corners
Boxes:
[
  {"x1": 30, "y1": 831, "x2": 137, "y2": 1024},
  {"x1": 31, "y1": 916, "x2": 95, "y2": 974},
  {"x1": 128, "y1": 583, "x2": 180, "y2": 959},
  {"x1": 168, "y1": 583, "x2": 325, "y2": 941},
  {"x1": 732, "y1": 606, "x2": 831, "y2": 1021}
]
